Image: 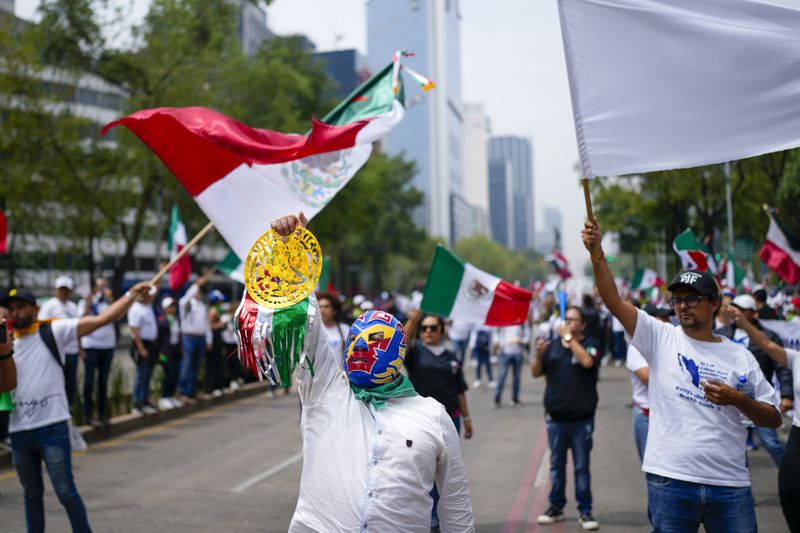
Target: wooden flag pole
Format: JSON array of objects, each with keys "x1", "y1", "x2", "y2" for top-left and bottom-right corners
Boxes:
[
  {"x1": 149, "y1": 221, "x2": 215, "y2": 286},
  {"x1": 582, "y1": 178, "x2": 602, "y2": 262}
]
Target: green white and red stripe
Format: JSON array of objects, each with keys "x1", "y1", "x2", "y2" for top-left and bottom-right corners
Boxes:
[
  {"x1": 102, "y1": 54, "x2": 423, "y2": 262},
  {"x1": 759, "y1": 210, "x2": 800, "y2": 285},
  {"x1": 421, "y1": 246, "x2": 532, "y2": 326},
  {"x1": 673, "y1": 229, "x2": 712, "y2": 272},
  {"x1": 167, "y1": 205, "x2": 191, "y2": 291},
  {"x1": 217, "y1": 248, "x2": 244, "y2": 284},
  {"x1": 631, "y1": 267, "x2": 662, "y2": 290}
]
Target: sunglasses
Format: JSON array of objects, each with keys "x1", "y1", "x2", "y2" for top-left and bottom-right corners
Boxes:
[
  {"x1": 669, "y1": 295, "x2": 710, "y2": 308},
  {"x1": 420, "y1": 325, "x2": 440, "y2": 333}
]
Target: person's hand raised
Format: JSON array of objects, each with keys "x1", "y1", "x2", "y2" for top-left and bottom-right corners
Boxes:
[
  {"x1": 271, "y1": 212, "x2": 308, "y2": 237},
  {"x1": 581, "y1": 220, "x2": 602, "y2": 252}
]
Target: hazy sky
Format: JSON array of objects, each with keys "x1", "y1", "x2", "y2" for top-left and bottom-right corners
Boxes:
[{"x1": 12, "y1": 1, "x2": 613, "y2": 271}]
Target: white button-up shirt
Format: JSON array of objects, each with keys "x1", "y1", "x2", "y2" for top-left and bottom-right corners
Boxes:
[
  {"x1": 290, "y1": 305, "x2": 474, "y2": 532},
  {"x1": 179, "y1": 283, "x2": 210, "y2": 337}
]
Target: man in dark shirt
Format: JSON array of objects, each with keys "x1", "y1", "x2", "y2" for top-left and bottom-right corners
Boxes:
[
  {"x1": 531, "y1": 306, "x2": 601, "y2": 530},
  {"x1": 754, "y1": 289, "x2": 779, "y2": 320},
  {"x1": 716, "y1": 294, "x2": 793, "y2": 466}
]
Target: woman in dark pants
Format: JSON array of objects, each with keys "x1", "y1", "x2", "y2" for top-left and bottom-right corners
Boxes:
[{"x1": 405, "y1": 309, "x2": 473, "y2": 531}]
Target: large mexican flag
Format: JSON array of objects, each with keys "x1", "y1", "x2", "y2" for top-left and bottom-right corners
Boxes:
[
  {"x1": 103, "y1": 53, "x2": 430, "y2": 265},
  {"x1": 421, "y1": 246, "x2": 532, "y2": 326}
]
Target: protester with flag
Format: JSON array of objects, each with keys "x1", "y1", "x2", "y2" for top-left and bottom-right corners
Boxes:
[
  {"x1": 582, "y1": 220, "x2": 781, "y2": 533},
  {"x1": 235, "y1": 212, "x2": 474, "y2": 532},
  {"x1": 546, "y1": 250, "x2": 572, "y2": 280}
]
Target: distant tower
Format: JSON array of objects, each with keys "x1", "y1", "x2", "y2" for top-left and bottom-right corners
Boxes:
[{"x1": 488, "y1": 136, "x2": 535, "y2": 250}]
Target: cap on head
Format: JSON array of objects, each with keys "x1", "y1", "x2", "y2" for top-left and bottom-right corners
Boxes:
[
  {"x1": 731, "y1": 294, "x2": 757, "y2": 311},
  {"x1": 161, "y1": 297, "x2": 176, "y2": 309},
  {"x1": 54, "y1": 276, "x2": 74, "y2": 290},
  {"x1": 667, "y1": 270, "x2": 719, "y2": 298},
  {"x1": 208, "y1": 290, "x2": 226, "y2": 304},
  {"x1": 0, "y1": 288, "x2": 38, "y2": 307}
]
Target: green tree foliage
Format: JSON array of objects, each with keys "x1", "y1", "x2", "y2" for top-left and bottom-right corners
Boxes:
[{"x1": 453, "y1": 235, "x2": 547, "y2": 285}]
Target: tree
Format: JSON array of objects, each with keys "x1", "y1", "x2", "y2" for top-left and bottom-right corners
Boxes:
[{"x1": 453, "y1": 235, "x2": 547, "y2": 286}]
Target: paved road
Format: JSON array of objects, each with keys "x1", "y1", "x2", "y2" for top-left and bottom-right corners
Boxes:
[{"x1": 0, "y1": 365, "x2": 789, "y2": 532}]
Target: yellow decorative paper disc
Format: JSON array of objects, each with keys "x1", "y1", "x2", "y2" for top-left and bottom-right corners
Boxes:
[{"x1": 244, "y1": 227, "x2": 323, "y2": 309}]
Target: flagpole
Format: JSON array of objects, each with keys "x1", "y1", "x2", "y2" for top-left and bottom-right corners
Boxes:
[
  {"x1": 149, "y1": 221, "x2": 214, "y2": 286},
  {"x1": 582, "y1": 178, "x2": 601, "y2": 262},
  {"x1": 724, "y1": 161, "x2": 735, "y2": 256}
]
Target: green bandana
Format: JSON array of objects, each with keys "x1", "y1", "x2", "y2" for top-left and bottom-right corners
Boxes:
[{"x1": 350, "y1": 375, "x2": 418, "y2": 410}]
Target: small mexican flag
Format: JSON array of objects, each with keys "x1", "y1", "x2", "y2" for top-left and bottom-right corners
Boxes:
[
  {"x1": 672, "y1": 229, "x2": 711, "y2": 272},
  {"x1": 217, "y1": 248, "x2": 244, "y2": 284},
  {"x1": 631, "y1": 267, "x2": 662, "y2": 290},
  {"x1": 167, "y1": 205, "x2": 191, "y2": 291},
  {"x1": 759, "y1": 210, "x2": 800, "y2": 285},
  {"x1": 722, "y1": 248, "x2": 745, "y2": 289},
  {"x1": 421, "y1": 246, "x2": 532, "y2": 326}
]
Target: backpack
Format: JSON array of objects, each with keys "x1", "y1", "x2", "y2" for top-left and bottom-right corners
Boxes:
[
  {"x1": 39, "y1": 322, "x2": 65, "y2": 374},
  {"x1": 475, "y1": 329, "x2": 491, "y2": 351}
]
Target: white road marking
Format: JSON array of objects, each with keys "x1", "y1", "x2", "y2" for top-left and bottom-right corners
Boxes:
[
  {"x1": 534, "y1": 448, "x2": 550, "y2": 488},
  {"x1": 230, "y1": 452, "x2": 304, "y2": 494}
]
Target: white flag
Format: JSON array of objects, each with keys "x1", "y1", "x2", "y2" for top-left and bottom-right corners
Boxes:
[{"x1": 558, "y1": 0, "x2": 800, "y2": 178}]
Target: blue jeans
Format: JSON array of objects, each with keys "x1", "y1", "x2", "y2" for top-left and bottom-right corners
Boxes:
[
  {"x1": 494, "y1": 352, "x2": 521, "y2": 403},
  {"x1": 82, "y1": 348, "x2": 114, "y2": 421},
  {"x1": 753, "y1": 425, "x2": 784, "y2": 467},
  {"x1": 451, "y1": 339, "x2": 469, "y2": 366},
  {"x1": 546, "y1": 416, "x2": 594, "y2": 514},
  {"x1": 11, "y1": 421, "x2": 92, "y2": 533},
  {"x1": 431, "y1": 415, "x2": 461, "y2": 526},
  {"x1": 474, "y1": 348, "x2": 492, "y2": 381},
  {"x1": 180, "y1": 334, "x2": 206, "y2": 398},
  {"x1": 611, "y1": 331, "x2": 626, "y2": 362},
  {"x1": 646, "y1": 473, "x2": 757, "y2": 532},
  {"x1": 132, "y1": 340, "x2": 155, "y2": 408},
  {"x1": 632, "y1": 406, "x2": 650, "y2": 463}
]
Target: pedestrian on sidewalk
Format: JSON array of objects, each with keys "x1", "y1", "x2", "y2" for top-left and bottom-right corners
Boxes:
[
  {"x1": 627, "y1": 304, "x2": 672, "y2": 463},
  {"x1": 582, "y1": 220, "x2": 781, "y2": 533},
  {"x1": 470, "y1": 324, "x2": 494, "y2": 389},
  {"x1": 405, "y1": 309, "x2": 474, "y2": 530},
  {"x1": 448, "y1": 319, "x2": 473, "y2": 366},
  {"x1": 1, "y1": 282, "x2": 151, "y2": 533},
  {"x1": 729, "y1": 305, "x2": 800, "y2": 532},
  {"x1": 493, "y1": 322, "x2": 530, "y2": 408},
  {"x1": 155, "y1": 297, "x2": 181, "y2": 409},
  {"x1": 78, "y1": 277, "x2": 117, "y2": 426},
  {"x1": 178, "y1": 271, "x2": 211, "y2": 401},
  {"x1": 128, "y1": 289, "x2": 159, "y2": 416},
  {"x1": 716, "y1": 294, "x2": 793, "y2": 467},
  {"x1": 205, "y1": 290, "x2": 227, "y2": 398},
  {"x1": 236, "y1": 213, "x2": 474, "y2": 532},
  {"x1": 531, "y1": 305, "x2": 601, "y2": 530}
]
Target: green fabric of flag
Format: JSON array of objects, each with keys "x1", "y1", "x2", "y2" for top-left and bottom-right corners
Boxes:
[{"x1": 421, "y1": 246, "x2": 465, "y2": 317}]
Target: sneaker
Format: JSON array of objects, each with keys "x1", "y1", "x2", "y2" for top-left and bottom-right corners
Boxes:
[
  {"x1": 490, "y1": 356, "x2": 499, "y2": 365},
  {"x1": 488, "y1": 380, "x2": 497, "y2": 388},
  {"x1": 746, "y1": 437, "x2": 759, "y2": 451},
  {"x1": 512, "y1": 400, "x2": 523, "y2": 408},
  {"x1": 472, "y1": 379, "x2": 482, "y2": 389},
  {"x1": 537, "y1": 506, "x2": 565, "y2": 525},
  {"x1": 142, "y1": 404, "x2": 159, "y2": 415},
  {"x1": 267, "y1": 390, "x2": 276, "y2": 399},
  {"x1": 229, "y1": 380, "x2": 241, "y2": 391},
  {"x1": 613, "y1": 359, "x2": 623, "y2": 368},
  {"x1": 492, "y1": 399, "x2": 501, "y2": 409},
  {"x1": 212, "y1": 389, "x2": 224, "y2": 398},
  {"x1": 158, "y1": 398, "x2": 175, "y2": 410},
  {"x1": 470, "y1": 359, "x2": 478, "y2": 368},
  {"x1": 579, "y1": 514, "x2": 600, "y2": 530},
  {"x1": 131, "y1": 407, "x2": 144, "y2": 416},
  {"x1": 169, "y1": 397, "x2": 182, "y2": 409}
]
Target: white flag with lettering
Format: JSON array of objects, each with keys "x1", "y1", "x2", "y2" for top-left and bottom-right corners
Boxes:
[{"x1": 558, "y1": 0, "x2": 800, "y2": 178}]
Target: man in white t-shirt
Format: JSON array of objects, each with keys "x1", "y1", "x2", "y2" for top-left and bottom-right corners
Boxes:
[
  {"x1": 1, "y1": 282, "x2": 150, "y2": 533},
  {"x1": 582, "y1": 221, "x2": 781, "y2": 533},
  {"x1": 38, "y1": 276, "x2": 80, "y2": 407},
  {"x1": 128, "y1": 291, "x2": 159, "y2": 415},
  {"x1": 317, "y1": 292, "x2": 350, "y2": 367}
]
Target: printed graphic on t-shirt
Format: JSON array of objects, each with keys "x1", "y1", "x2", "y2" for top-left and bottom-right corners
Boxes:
[{"x1": 675, "y1": 352, "x2": 738, "y2": 412}]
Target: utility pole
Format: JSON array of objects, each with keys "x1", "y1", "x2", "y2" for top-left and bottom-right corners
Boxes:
[{"x1": 724, "y1": 161, "x2": 735, "y2": 254}]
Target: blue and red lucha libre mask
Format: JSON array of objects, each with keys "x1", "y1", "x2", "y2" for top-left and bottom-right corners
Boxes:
[{"x1": 344, "y1": 310, "x2": 407, "y2": 388}]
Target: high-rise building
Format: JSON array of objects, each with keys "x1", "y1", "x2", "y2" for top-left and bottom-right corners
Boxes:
[
  {"x1": 462, "y1": 102, "x2": 490, "y2": 237},
  {"x1": 1, "y1": 0, "x2": 13, "y2": 15},
  {"x1": 535, "y1": 205, "x2": 563, "y2": 255},
  {"x1": 313, "y1": 49, "x2": 372, "y2": 100},
  {"x1": 367, "y1": 0, "x2": 466, "y2": 243},
  {"x1": 237, "y1": 0, "x2": 273, "y2": 57},
  {"x1": 488, "y1": 136, "x2": 534, "y2": 251}
]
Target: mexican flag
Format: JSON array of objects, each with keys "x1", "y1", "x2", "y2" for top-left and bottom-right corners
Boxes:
[
  {"x1": 167, "y1": 205, "x2": 191, "y2": 291},
  {"x1": 673, "y1": 229, "x2": 711, "y2": 272},
  {"x1": 722, "y1": 248, "x2": 745, "y2": 290},
  {"x1": 759, "y1": 211, "x2": 800, "y2": 285},
  {"x1": 631, "y1": 267, "x2": 662, "y2": 291},
  {"x1": 545, "y1": 250, "x2": 572, "y2": 280},
  {"x1": 102, "y1": 53, "x2": 431, "y2": 262},
  {"x1": 421, "y1": 246, "x2": 532, "y2": 326}
]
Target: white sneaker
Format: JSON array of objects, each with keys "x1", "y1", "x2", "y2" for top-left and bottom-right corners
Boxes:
[
  {"x1": 229, "y1": 380, "x2": 241, "y2": 391},
  {"x1": 579, "y1": 514, "x2": 600, "y2": 530},
  {"x1": 470, "y1": 359, "x2": 478, "y2": 368},
  {"x1": 488, "y1": 380, "x2": 497, "y2": 388},
  {"x1": 212, "y1": 389, "x2": 224, "y2": 398},
  {"x1": 158, "y1": 398, "x2": 174, "y2": 410},
  {"x1": 489, "y1": 356, "x2": 499, "y2": 365},
  {"x1": 142, "y1": 405, "x2": 159, "y2": 415},
  {"x1": 169, "y1": 397, "x2": 182, "y2": 409},
  {"x1": 472, "y1": 379, "x2": 482, "y2": 389},
  {"x1": 131, "y1": 407, "x2": 144, "y2": 416},
  {"x1": 614, "y1": 359, "x2": 623, "y2": 368},
  {"x1": 267, "y1": 390, "x2": 276, "y2": 399}
]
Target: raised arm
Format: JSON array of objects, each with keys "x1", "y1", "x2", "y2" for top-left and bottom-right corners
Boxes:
[
  {"x1": 404, "y1": 308, "x2": 421, "y2": 341},
  {"x1": 581, "y1": 220, "x2": 638, "y2": 337},
  {"x1": 730, "y1": 307, "x2": 788, "y2": 368},
  {"x1": 77, "y1": 282, "x2": 151, "y2": 339}
]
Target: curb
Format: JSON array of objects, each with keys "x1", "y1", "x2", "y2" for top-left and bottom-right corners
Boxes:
[{"x1": 0, "y1": 381, "x2": 270, "y2": 470}]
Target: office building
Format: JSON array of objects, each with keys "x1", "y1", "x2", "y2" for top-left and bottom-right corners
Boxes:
[
  {"x1": 462, "y1": 102, "x2": 490, "y2": 237},
  {"x1": 488, "y1": 136, "x2": 534, "y2": 250},
  {"x1": 535, "y1": 205, "x2": 563, "y2": 255},
  {"x1": 367, "y1": 0, "x2": 467, "y2": 243},
  {"x1": 314, "y1": 49, "x2": 372, "y2": 100}
]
